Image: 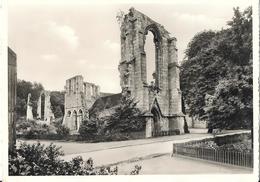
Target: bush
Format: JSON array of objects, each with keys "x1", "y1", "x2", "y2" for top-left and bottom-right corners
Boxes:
[
  {"x1": 78, "y1": 119, "x2": 98, "y2": 139},
  {"x1": 56, "y1": 124, "x2": 70, "y2": 138},
  {"x1": 9, "y1": 142, "x2": 141, "y2": 175},
  {"x1": 16, "y1": 119, "x2": 56, "y2": 139}
]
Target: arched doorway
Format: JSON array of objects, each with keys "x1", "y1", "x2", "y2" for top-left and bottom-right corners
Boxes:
[
  {"x1": 73, "y1": 110, "x2": 78, "y2": 130},
  {"x1": 151, "y1": 106, "x2": 161, "y2": 136},
  {"x1": 67, "y1": 110, "x2": 71, "y2": 117}
]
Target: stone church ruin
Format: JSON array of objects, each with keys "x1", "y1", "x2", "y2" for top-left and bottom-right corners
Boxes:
[
  {"x1": 62, "y1": 75, "x2": 100, "y2": 133},
  {"x1": 36, "y1": 91, "x2": 55, "y2": 124},
  {"x1": 62, "y1": 8, "x2": 185, "y2": 137},
  {"x1": 25, "y1": 90, "x2": 55, "y2": 124},
  {"x1": 118, "y1": 8, "x2": 185, "y2": 137}
]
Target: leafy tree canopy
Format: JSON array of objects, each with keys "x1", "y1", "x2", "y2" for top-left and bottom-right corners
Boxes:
[
  {"x1": 16, "y1": 80, "x2": 44, "y2": 117},
  {"x1": 180, "y1": 6, "x2": 252, "y2": 130}
]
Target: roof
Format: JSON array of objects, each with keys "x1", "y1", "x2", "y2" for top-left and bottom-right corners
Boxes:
[{"x1": 89, "y1": 93, "x2": 122, "y2": 116}]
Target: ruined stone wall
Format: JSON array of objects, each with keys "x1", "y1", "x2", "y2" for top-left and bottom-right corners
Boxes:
[
  {"x1": 62, "y1": 75, "x2": 100, "y2": 132},
  {"x1": 8, "y1": 47, "x2": 17, "y2": 152},
  {"x1": 26, "y1": 93, "x2": 33, "y2": 121},
  {"x1": 36, "y1": 91, "x2": 55, "y2": 124},
  {"x1": 83, "y1": 82, "x2": 100, "y2": 108},
  {"x1": 119, "y1": 8, "x2": 185, "y2": 136}
]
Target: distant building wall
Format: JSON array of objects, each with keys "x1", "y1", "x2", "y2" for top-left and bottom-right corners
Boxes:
[{"x1": 8, "y1": 47, "x2": 17, "y2": 152}]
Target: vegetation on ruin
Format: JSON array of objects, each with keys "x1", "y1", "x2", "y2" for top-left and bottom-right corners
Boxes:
[
  {"x1": 9, "y1": 142, "x2": 141, "y2": 175},
  {"x1": 180, "y1": 7, "x2": 252, "y2": 131}
]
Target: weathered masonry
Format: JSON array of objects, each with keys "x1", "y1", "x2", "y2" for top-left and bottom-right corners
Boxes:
[
  {"x1": 62, "y1": 75, "x2": 100, "y2": 133},
  {"x1": 8, "y1": 47, "x2": 17, "y2": 152},
  {"x1": 36, "y1": 91, "x2": 55, "y2": 124},
  {"x1": 118, "y1": 8, "x2": 185, "y2": 137}
]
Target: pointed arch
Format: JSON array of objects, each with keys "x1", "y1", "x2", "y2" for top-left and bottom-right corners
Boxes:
[
  {"x1": 78, "y1": 109, "x2": 83, "y2": 122},
  {"x1": 73, "y1": 110, "x2": 78, "y2": 130}
]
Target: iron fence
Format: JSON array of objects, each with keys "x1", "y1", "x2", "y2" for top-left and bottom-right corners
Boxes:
[{"x1": 172, "y1": 143, "x2": 253, "y2": 168}]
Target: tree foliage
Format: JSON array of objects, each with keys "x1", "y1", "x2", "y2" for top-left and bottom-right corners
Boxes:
[
  {"x1": 180, "y1": 7, "x2": 252, "y2": 130},
  {"x1": 9, "y1": 142, "x2": 141, "y2": 175},
  {"x1": 50, "y1": 91, "x2": 65, "y2": 118},
  {"x1": 78, "y1": 119, "x2": 98, "y2": 139},
  {"x1": 16, "y1": 80, "x2": 65, "y2": 120},
  {"x1": 79, "y1": 96, "x2": 146, "y2": 141},
  {"x1": 103, "y1": 96, "x2": 146, "y2": 133},
  {"x1": 16, "y1": 80, "x2": 44, "y2": 117},
  {"x1": 56, "y1": 124, "x2": 70, "y2": 137}
]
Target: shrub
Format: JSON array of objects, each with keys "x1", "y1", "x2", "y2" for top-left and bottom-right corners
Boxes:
[
  {"x1": 16, "y1": 119, "x2": 56, "y2": 139},
  {"x1": 103, "y1": 96, "x2": 146, "y2": 133},
  {"x1": 9, "y1": 142, "x2": 141, "y2": 175},
  {"x1": 56, "y1": 124, "x2": 70, "y2": 138},
  {"x1": 78, "y1": 119, "x2": 98, "y2": 139}
]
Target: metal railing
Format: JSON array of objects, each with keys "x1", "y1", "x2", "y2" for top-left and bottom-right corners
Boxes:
[{"x1": 172, "y1": 144, "x2": 253, "y2": 168}]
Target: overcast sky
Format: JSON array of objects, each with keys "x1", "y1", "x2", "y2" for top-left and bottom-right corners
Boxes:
[{"x1": 8, "y1": 0, "x2": 251, "y2": 93}]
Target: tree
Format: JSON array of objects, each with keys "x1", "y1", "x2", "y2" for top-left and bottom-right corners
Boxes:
[
  {"x1": 50, "y1": 91, "x2": 65, "y2": 118},
  {"x1": 180, "y1": 7, "x2": 252, "y2": 131},
  {"x1": 103, "y1": 96, "x2": 146, "y2": 133},
  {"x1": 78, "y1": 119, "x2": 98, "y2": 139},
  {"x1": 16, "y1": 80, "x2": 44, "y2": 117},
  {"x1": 205, "y1": 72, "x2": 252, "y2": 130}
]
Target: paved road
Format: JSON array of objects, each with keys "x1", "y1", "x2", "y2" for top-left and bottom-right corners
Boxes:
[
  {"x1": 117, "y1": 154, "x2": 253, "y2": 174},
  {"x1": 17, "y1": 130, "x2": 250, "y2": 168},
  {"x1": 18, "y1": 133, "x2": 211, "y2": 155}
]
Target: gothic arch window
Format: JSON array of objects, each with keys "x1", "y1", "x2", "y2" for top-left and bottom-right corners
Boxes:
[
  {"x1": 39, "y1": 92, "x2": 45, "y2": 120},
  {"x1": 144, "y1": 24, "x2": 162, "y2": 88},
  {"x1": 67, "y1": 110, "x2": 71, "y2": 117},
  {"x1": 73, "y1": 110, "x2": 77, "y2": 130},
  {"x1": 78, "y1": 109, "x2": 83, "y2": 122}
]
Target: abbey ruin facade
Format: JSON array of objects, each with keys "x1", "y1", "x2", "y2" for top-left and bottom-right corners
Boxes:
[
  {"x1": 118, "y1": 8, "x2": 185, "y2": 137},
  {"x1": 62, "y1": 8, "x2": 185, "y2": 137},
  {"x1": 62, "y1": 75, "x2": 100, "y2": 133}
]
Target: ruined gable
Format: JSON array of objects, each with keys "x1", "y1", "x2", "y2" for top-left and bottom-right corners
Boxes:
[{"x1": 118, "y1": 8, "x2": 185, "y2": 137}]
